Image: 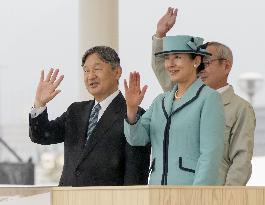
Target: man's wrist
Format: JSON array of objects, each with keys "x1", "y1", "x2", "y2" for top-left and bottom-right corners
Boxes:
[{"x1": 34, "y1": 101, "x2": 46, "y2": 108}]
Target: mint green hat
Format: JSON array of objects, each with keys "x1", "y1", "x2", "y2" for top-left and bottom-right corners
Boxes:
[{"x1": 155, "y1": 35, "x2": 211, "y2": 57}]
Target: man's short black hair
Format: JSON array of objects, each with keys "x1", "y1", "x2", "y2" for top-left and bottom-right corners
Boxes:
[{"x1": 81, "y1": 46, "x2": 120, "y2": 69}]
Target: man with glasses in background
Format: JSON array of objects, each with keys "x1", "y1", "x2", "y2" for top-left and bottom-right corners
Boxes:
[{"x1": 151, "y1": 7, "x2": 256, "y2": 185}]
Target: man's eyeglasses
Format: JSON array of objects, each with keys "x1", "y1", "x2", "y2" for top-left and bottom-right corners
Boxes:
[{"x1": 203, "y1": 58, "x2": 227, "y2": 68}]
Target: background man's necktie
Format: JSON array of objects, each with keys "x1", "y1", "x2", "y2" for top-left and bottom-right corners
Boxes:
[{"x1": 86, "y1": 103, "x2": 101, "y2": 141}]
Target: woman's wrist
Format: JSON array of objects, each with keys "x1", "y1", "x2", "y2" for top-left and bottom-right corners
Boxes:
[{"x1": 126, "y1": 106, "x2": 138, "y2": 123}]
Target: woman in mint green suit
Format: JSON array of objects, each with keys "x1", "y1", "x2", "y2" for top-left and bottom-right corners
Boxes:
[{"x1": 124, "y1": 35, "x2": 225, "y2": 185}]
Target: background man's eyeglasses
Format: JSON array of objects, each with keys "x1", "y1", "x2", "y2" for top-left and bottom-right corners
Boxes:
[{"x1": 203, "y1": 58, "x2": 227, "y2": 67}]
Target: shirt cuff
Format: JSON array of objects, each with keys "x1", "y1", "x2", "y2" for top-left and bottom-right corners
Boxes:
[
  {"x1": 30, "y1": 106, "x2": 46, "y2": 118},
  {"x1": 152, "y1": 34, "x2": 163, "y2": 40}
]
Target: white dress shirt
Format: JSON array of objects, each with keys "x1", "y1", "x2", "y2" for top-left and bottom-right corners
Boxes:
[
  {"x1": 93, "y1": 89, "x2": 120, "y2": 121},
  {"x1": 216, "y1": 84, "x2": 230, "y2": 94}
]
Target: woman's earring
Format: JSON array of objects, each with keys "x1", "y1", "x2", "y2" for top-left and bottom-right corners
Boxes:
[{"x1": 193, "y1": 64, "x2": 197, "y2": 68}]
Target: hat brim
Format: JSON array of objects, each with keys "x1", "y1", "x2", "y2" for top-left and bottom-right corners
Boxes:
[{"x1": 155, "y1": 50, "x2": 212, "y2": 57}]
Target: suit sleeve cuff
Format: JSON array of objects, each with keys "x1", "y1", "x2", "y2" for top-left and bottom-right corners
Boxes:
[{"x1": 124, "y1": 113, "x2": 141, "y2": 125}]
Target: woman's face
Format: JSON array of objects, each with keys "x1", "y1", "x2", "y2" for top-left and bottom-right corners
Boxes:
[{"x1": 164, "y1": 53, "x2": 198, "y2": 84}]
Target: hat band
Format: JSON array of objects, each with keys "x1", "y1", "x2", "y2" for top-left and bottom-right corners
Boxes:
[{"x1": 155, "y1": 49, "x2": 211, "y2": 56}]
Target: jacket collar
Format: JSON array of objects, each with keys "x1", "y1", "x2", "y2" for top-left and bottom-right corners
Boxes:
[
  {"x1": 163, "y1": 78, "x2": 205, "y2": 116},
  {"x1": 220, "y1": 85, "x2": 234, "y2": 106}
]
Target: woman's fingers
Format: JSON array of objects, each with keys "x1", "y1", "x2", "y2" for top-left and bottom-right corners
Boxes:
[
  {"x1": 126, "y1": 71, "x2": 146, "y2": 95},
  {"x1": 129, "y1": 72, "x2": 132, "y2": 88},
  {"x1": 133, "y1": 71, "x2": 140, "y2": 91},
  {"x1": 132, "y1": 71, "x2": 136, "y2": 88},
  {"x1": 124, "y1": 71, "x2": 147, "y2": 106},
  {"x1": 140, "y1": 85, "x2": 148, "y2": 100},
  {"x1": 136, "y1": 72, "x2": 140, "y2": 91},
  {"x1": 124, "y1": 79, "x2": 129, "y2": 93},
  {"x1": 128, "y1": 72, "x2": 137, "y2": 91}
]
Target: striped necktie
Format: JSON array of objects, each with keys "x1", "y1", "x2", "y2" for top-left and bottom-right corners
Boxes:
[{"x1": 86, "y1": 103, "x2": 101, "y2": 141}]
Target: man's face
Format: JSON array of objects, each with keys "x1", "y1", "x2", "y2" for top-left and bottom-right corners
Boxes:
[
  {"x1": 200, "y1": 45, "x2": 230, "y2": 90},
  {"x1": 83, "y1": 53, "x2": 121, "y2": 102}
]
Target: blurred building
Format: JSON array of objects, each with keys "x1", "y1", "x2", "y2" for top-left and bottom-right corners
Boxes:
[{"x1": 253, "y1": 106, "x2": 265, "y2": 156}]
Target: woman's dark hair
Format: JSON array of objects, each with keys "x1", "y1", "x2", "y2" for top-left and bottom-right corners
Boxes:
[{"x1": 188, "y1": 53, "x2": 205, "y2": 73}]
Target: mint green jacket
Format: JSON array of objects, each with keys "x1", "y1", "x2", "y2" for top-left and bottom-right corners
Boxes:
[{"x1": 124, "y1": 79, "x2": 225, "y2": 185}]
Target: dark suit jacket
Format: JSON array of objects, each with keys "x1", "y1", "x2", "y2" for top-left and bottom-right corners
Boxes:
[{"x1": 29, "y1": 92, "x2": 150, "y2": 186}]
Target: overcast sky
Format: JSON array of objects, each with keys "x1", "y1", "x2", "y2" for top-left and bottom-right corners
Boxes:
[
  {"x1": 0, "y1": 0, "x2": 78, "y2": 124},
  {"x1": 1, "y1": 0, "x2": 265, "y2": 124}
]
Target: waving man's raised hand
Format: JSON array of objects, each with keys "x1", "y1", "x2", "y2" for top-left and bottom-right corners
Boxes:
[{"x1": 34, "y1": 68, "x2": 64, "y2": 108}]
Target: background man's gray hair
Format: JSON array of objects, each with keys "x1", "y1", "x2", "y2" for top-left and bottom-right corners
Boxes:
[
  {"x1": 207, "y1": 42, "x2": 233, "y2": 66},
  {"x1": 81, "y1": 46, "x2": 121, "y2": 69}
]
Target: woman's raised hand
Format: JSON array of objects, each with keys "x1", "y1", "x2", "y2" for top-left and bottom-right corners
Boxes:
[{"x1": 124, "y1": 71, "x2": 147, "y2": 123}]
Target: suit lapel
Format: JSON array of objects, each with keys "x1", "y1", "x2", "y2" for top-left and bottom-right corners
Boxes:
[
  {"x1": 76, "y1": 92, "x2": 125, "y2": 166},
  {"x1": 78, "y1": 101, "x2": 95, "y2": 146},
  {"x1": 163, "y1": 86, "x2": 176, "y2": 117},
  {"x1": 163, "y1": 78, "x2": 205, "y2": 115}
]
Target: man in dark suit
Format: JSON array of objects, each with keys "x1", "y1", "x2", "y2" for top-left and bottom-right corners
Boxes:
[{"x1": 29, "y1": 46, "x2": 150, "y2": 186}]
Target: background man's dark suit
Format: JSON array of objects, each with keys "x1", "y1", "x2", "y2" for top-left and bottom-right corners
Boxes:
[{"x1": 29, "y1": 92, "x2": 150, "y2": 186}]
